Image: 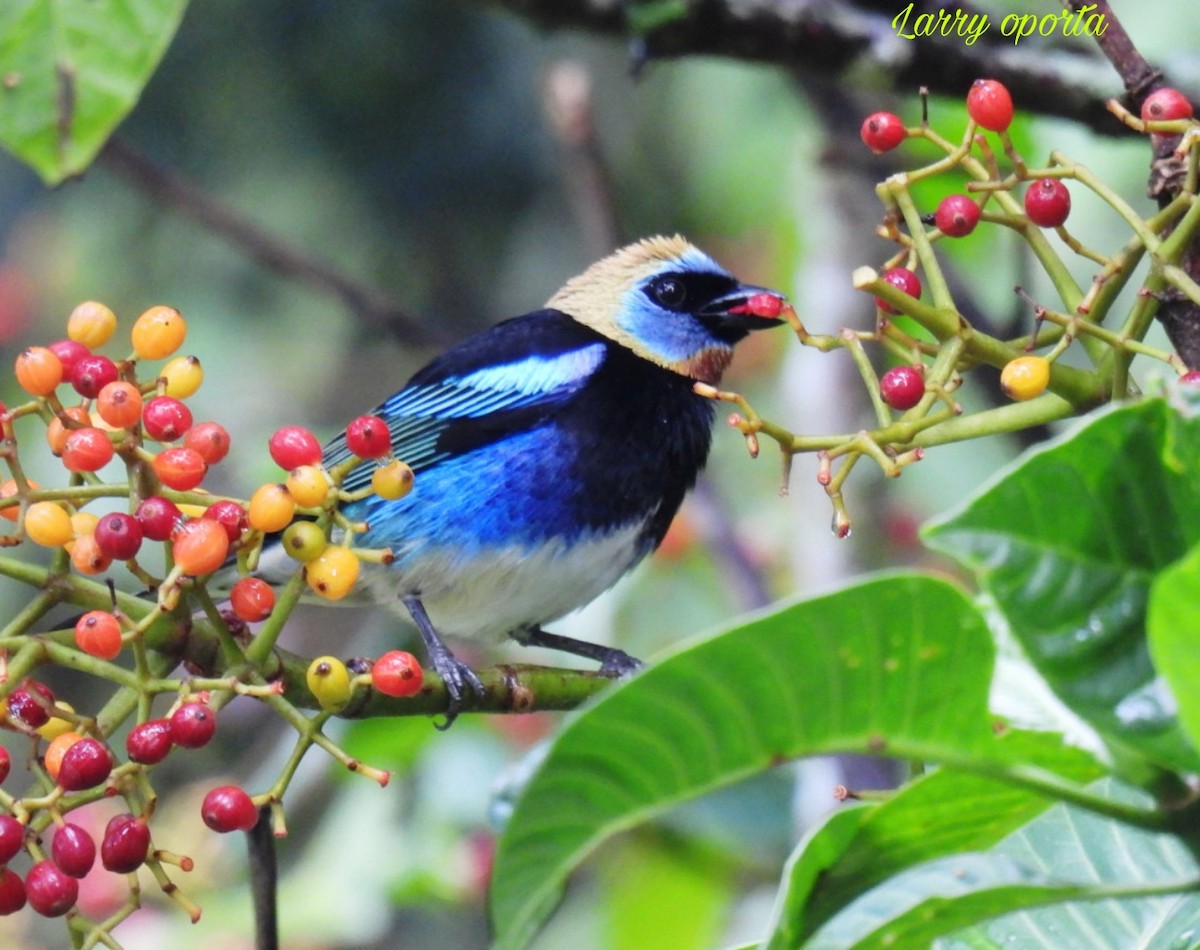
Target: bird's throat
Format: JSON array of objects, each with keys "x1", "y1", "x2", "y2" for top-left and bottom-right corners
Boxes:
[{"x1": 673, "y1": 346, "x2": 734, "y2": 385}]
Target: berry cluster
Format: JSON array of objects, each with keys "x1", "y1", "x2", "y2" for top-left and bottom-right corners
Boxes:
[
  {"x1": 0, "y1": 302, "x2": 429, "y2": 938},
  {"x1": 713, "y1": 79, "x2": 1200, "y2": 535}
]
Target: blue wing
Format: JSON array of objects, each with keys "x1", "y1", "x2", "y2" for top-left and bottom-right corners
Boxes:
[{"x1": 326, "y1": 311, "x2": 610, "y2": 493}]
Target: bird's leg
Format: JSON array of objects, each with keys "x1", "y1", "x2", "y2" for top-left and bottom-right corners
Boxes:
[
  {"x1": 513, "y1": 626, "x2": 644, "y2": 676},
  {"x1": 401, "y1": 595, "x2": 485, "y2": 730}
]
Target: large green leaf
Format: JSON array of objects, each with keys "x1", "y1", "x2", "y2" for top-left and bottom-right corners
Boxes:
[
  {"x1": 924, "y1": 399, "x2": 1200, "y2": 774},
  {"x1": 491, "y1": 574, "x2": 1015, "y2": 948},
  {"x1": 764, "y1": 730, "x2": 1107, "y2": 947},
  {"x1": 0, "y1": 0, "x2": 188, "y2": 184},
  {"x1": 1148, "y1": 541, "x2": 1200, "y2": 755}
]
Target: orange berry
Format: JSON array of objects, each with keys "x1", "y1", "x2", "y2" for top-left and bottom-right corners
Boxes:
[
  {"x1": 183, "y1": 421, "x2": 231, "y2": 465},
  {"x1": 305, "y1": 547, "x2": 360, "y2": 601},
  {"x1": 371, "y1": 460, "x2": 414, "y2": 501},
  {"x1": 69, "y1": 534, "x2": 112, "y2": 575},
  {"x1": 230, "y1": 577, "x2": 275, "y2": 622},
  {"x1": 285, "y1": 465, "x2": 330, "y2": 507},
  {"x1": 24, "y1": 502, "x2": 74, "y2": 547},
  {"x1": 44, "y1": 731, "x2": 84, "y2": 781},
  {"x1": 95, "y1": 381, "x2": 143, "y2": 428},
  {"x1": 61, "y1": 427, "x2": 115, "y2": 472},
  {"x1": 152, "y1": 446, "x2": 207, "y2": 491},
  {"x1": 171, "y1": 518, "x2": 230, "y2": 575},
  {"x1": 0, "y1": 479, "x2": 37, "y2": 522},
  {"x1": 160, "y1": 355, "x2": 204, "y2": 398},
  {"x1": 46, "y1": 406, "x2": 91, "y2": 455},
  {"x1": 67, "y1": 301, "x2": 117, "y2": 348},
  {"x1": 15, "y1": 346, "x2": 63, "y2": 396},
  {"x1": 247, "y1": 484, "x2": 295, "y2": 532},
  {"x1": 74, "y1": 611, "x2": 123, "y2": 660},
  {"x1": 131, "y1": 306, "x2": 186, "y2": 360}
]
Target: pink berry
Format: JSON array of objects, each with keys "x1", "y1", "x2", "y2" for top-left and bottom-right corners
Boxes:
[
  {"x1": 7, "y1": 680, "x2": 54, "y2": 729},
  {"x1": 1180, "y1": 370, "x2": 1200, "y2": 386},
  {"x1": 169, "y1": 702, "x2": 216, "y2": 749},
  {"x1": 93, "y1": 511, "x2": 144, "y2": 561},
  {"x1": 0, "y1": 867, "x2": 25, "y2": 915},
  {"x1": 201, "y1": 785, "x2": 259, "y2": 833},
  {"x1": 966, "y1": 78, "x2": 1014, "y2": 132},
  {"x1": 860, "y1": 112, "x2": 906, "y2": 153},
  {"x1": 57, "y1": 737, "x2": 113, "y2": 791},
  {"x1": 51, "y1": 823, "x2": 97, "y2": 878},
  {"x1": 1024, "y1": 179, "x2": 1071, "y2": 228},
  {"x1": 880, "y1": 365, "x2": 926, "y2": 410},
  {"x1": 269, "y1": 426, "x2": 322, "y2": 470},
  {"x1": 203, "y1": 499, "x2": 248, "y2": 543},
  {"x1": 25, "y1": 860, "x2": 78, "y2": 916},
  {"x1": 0, "y1": 814, "x2": 24, "y2": 864},
  {"x1": 142, "y1": 396, "x2": 194, "y2": 442},
  {"x1": 136, "y1": 495, "x2": 183, "y2": 541},
  {"x1": 69, "y1": 354, "x2": 119, "y2": 399},
  {"x1": 100, "y1": 814, "x2": 150, "y2": 873},
  {"x1": 344, "y1": 416, "x2": 392, "y2": 460},
  {"x1": 48, "y1": 340, "x2": 91, "y2": 378},
  {"x1": 126, "y1": 718, "x2": 173, "y2": 765},
  {"x1": 934, "y1": 195, "x2": 981, "y2": 238},
  {"x1": 183, "y1": 421, "x2": 232, "y2": 464},
  {"x1": 875, "y1": 267, "x2": 922, "y2": 314}
]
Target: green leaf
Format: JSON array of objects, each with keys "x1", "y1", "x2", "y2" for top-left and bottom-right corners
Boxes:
[
  {"x1": 924, "y1": 399, "x2": 1200, "y2": 774},
  {"x1": 942, "y1": 779, "x2": 1200, "y2": 949},
  {"x1": 765, "y1": 730, "x2": 1107, "y2": 947},
  {"x1": 490, "y1": 573, "x2": 1006, "y2": 949},
  {"x1": 1148, "y1": 541, "x2": 1200, "y2": 755},
  {"x1": 0, "y1": 0, "x2": 188, "y2": 184}
]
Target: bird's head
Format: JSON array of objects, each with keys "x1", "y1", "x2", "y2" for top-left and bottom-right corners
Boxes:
[{"x1": 546, "y1": 236, "x2": 787, "y2": 385}]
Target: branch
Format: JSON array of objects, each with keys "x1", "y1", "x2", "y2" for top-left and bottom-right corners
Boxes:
[{"x1": 97, "y1": 138, "x2": 448, "y2": 348}]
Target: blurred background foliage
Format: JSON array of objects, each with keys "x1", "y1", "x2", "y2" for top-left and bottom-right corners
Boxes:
[{"x1": 0, "y1": 0, "x2": 1194, "y2": 947}]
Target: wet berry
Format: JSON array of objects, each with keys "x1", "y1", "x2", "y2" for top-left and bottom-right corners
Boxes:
[
  {"x1": 171, "y1": 517, "x2": 230, "y2": 575},
  {"x1": 269, "y1": 425, "x2": 322, "y2": 470},
  {"x1": 100, "y1": 814, "x2": 150, "y2": 874},
  {"x1": 94, "y1": 511, "x2": 143, "y2": 560},
  {"x1": 169, "y1": 701, "x2": 216, "y2": 749},
  {"x1": 880, "y1": 366, "x2": 926, "y2": 410},
  {"x1": 25, "y1": 860, "x2": 77, "y2": 916},
  {"x1": 966, "y1": 78, "x2": 1014, "y2": 132},
  {"x1": 934, "y1": 195, "x2": 981, "y2": 238},
  {"x1": 152, "y1": 446, "x2": 207, "y2": 491},
  {"x1": 1024, "y1": 179, "x2": 1071, "y2": 228},
  {"x1": 202, "y1": 785, "x2": 260, "y2": 833},
  {"x1": 51, "y1": 823, "x2": 97, "y2": 878},
  {"x1": 203, "y1": 500, "x2": 248, "y2": 543},
  {"x1": 0, "y1": 814, "x2": 25, "y2": 864},
  {"x1": 372, "y1": 650, "x2": 424, "y2": 698},
  {"x1": 69, "y1": 353, "x2": 118, "y2": 399},
  {"x1": 142, "y1": 396, "x2": 193, "y2": 442},
  {"x1": 126, "y1": 718, "x2": 173, "y2": 765},
  {"x1": 8, "y1": 681, "x2": 54, "y2": 729},
  {"x1": 57, "y1": 737, "x2": 113, "y2": 791},
  {"x1": 75, "y1": 610, "x2": 124, "y2": 660},
  {"x1": 860, "y1": 111, "x2": 906, "y2": 153},
  {"x1": 136, "y1": 495, "x2": 183, "y2": 541},
  {"x1": 875, "y1": 267, "x2": 922, "y2": 314},
  {"x1": 62, "y1": 427, "x2": 115, "y2": 472},
  {"x1": 230, "y1": 577, "x2": 275, "y2": 622}
]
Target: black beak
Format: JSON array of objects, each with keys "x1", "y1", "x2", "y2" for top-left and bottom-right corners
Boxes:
[{"x1": 697, "y1": 284, "x2": 788, "y2": 335}]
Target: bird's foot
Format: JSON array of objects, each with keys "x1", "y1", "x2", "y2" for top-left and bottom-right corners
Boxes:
[
  {"x1": 516, "y1": 626, "x2": 644, "y2": 677},
  {"x1": 427, "y1": 643, "x2": 486, "y2": 731},
  {"x1": 596, "y1": 647, "x2": 643, "y2": 677}
]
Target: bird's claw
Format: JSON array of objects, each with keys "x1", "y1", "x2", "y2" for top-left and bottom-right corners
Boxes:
[
  {"x1": 431, "y1": 651, "x2": 486, "y2": 731},
  {"x1": 598, "y1": 647, "x2": 643, "y2": 677}
]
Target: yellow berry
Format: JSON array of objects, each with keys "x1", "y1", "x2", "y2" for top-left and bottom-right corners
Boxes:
[
  {"x1": 67, "y1": 301, "x2": 117, "y2": 348},
  {"x1": 285, "y1": 465, "x2": 331, "y2": 508},
  {"x1": 247, "y1": 483, "x2": 296, "y2": 533},
  {"x1": 160, "y1": 355, "x2": 204, "y2": 398},
  {"x1": 24, "y1": 502, "x2": 74, "y2": 548},
  {"x1": 305, "y1": 547, "x2": 360, "y2": 601},
  {"x1": 305, "y1": 656, "x2": 352, "y2": 711},
  {"x1": 44, "y1": 731, "x2": 83, "y2": 781},
  {"x1": 371, "y1": 460, "x2": 414, "y2": 501},
  {"x1": 131, "y1": 305, "x2": 187, "y2": 360},
  {"x1": 1000, "y1": 355, "x2": 1051, "y2": 401},
  {"x1": 69, "y1": 511, "x2": 99, "y2": 538},
  {"x1": 283, "y1": 520, "x2": 328, "y2": 562},
  {"x1": 36, "y1": 701, "x2": 76, "y2": 741}
]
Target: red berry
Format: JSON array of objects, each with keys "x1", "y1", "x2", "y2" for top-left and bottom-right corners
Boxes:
[
  {"x1": 136, "y1": 496, "x2": 183, "y2": 541},
  {"x1": 203, "y1": 500, "x2": 248, "y2": 543},
  {"x1": 51, "y1": 823, "x2": 97, "y2": 878},
  {"x1": 875, "y1": 267, "x2": 922, "y2": 314},
  {"x1": 201, "y1": 785, "x2": 259, "y2": 833},
  {"x1": 169, "y1": 701, "x2": 216, "y2": 749},
  {"x1": 126, "y1": 718, "x2": 173, "y2": 765},
  {"x1": 142, "y1": 396, "x2": 193, "y2": 442},
  {"x1": 1181, "y1": 370, "x2": 1200, "y2": 386},
  {"x1": 93, "y1": 511, "x2": 143, "y2": 561},
  {"x1": 345, "y1": 416, "x2": 392, "y2": 459},
  {"x1": 269, "y1": 425, "x2": 322, "y2": 470},
  {"x1": 880, "y1": 366, "x2": 926, "y2": 410},
  {"x1": 57, "y1": 737, "x2": 113, "y2": 791},
  {"x1": 372, "y1": 650, "x2": 424, "y2": 698},
  {"x1": 69, "y1": 354, "x2": 119, "y2": 399},
  {"x1": 152, "y1": 446, "x2": 207, "y2": 491},
  {"x1": 24, "y1": 860, "x2": 77, "y2": 916},
  {"x1": 1141, "y1": 87, "x2": 1194, "y2": 123},
  {"x1": 0, "y1": 867, "x2": 25, "y2": 916},
  {"x1": 171, "y1": 517, "x2": 230, "y2": 575},
  {"x1": 934, "y1": 195, "x2": 981, "y2": 238},
  {"x1": 62, "y1": 427, "x2": 115, "y2": 472},
  {"x1": 860, "y1": 111, "x2": 906, "y2": 153},
  {"x1": 230, "y1": 577, "x2": 276, "y2": 623},
  {"x1": 100, "y1": 814, "x2": 150, "y2": 874},
  {"x1": 0, "y1": 814, "x2": 24, "y2": 864},
  {"x1": 48, "y1": 339, "x2": 90, "y2": 378},
  {"x1": 7, "y1": 680, "x2": 54, "y2": 729},
  {"x1": 1024, "y1": 179, "x2": 1071, "y2": 228},
  {"x1": 74, "y1": 610, "x2": 124, "y2": 660},
  {"x1": 0, "y1": 746, "x2": 10, "y2": 784},
  {"x1": 183, "y1": 421, "x2": 232, "y2": 464},
  {"x1": 966, "y1": 78, "x2": 1014, "y2": 132}
]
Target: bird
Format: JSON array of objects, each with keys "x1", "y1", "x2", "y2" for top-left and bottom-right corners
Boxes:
[{"x1": 274, "y1": 236, "x2": 787, "y2": 727}]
